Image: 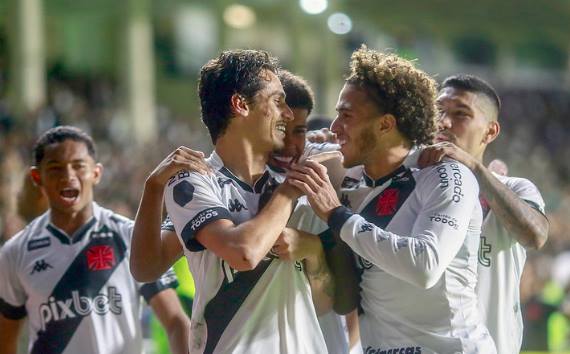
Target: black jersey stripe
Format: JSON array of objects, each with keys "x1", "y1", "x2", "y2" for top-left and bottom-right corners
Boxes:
[
  {"x1": 31, "y1": 226, "x2": 127, "y2": 354},
  {"x1": 203, "y1": 258, "x2": 274, "y2": 353}
]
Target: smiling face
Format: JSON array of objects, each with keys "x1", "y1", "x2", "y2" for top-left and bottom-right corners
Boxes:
[
  {"x1": 269, "y1": 107, "x2": 309, "y2": 169},
  {"x1": 247, "y1": 70, "x2": 294, "y2": 152},
  {"x1": 31, "y1": 139, "x2": 102, "y2": 219},
  {"x1": 435, "y1": 87, "x2": 499, "y2": 159},
  {"x1": 331, "y1": 83, "x2": 383, "y2": 168}
]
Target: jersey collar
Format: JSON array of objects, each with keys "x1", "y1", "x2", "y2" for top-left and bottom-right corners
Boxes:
[
  {"x1": 45, "y1": 202, "x2": 100, "y2": 245},
  {"x1": 210, "y1": 150, "x2": 273, "y2": 193}
]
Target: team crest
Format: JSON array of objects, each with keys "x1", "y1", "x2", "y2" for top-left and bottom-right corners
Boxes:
[
  {"x1": 376, "y1": 188, "x2": 399, "y2": 216},
  {"x1": 87, "y1": 245, "x2": 116, "y2": 271}
]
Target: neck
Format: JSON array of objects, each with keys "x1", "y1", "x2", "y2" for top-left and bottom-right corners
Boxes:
[
  {"x1": 215, "y1": 135, "x2": 269, "y2": 185},
  {"x1": 50, "y1": 203, "x2": 94, "y2": 236},
  {"x1": 363, "y1": 143, "x2": 411, "y2": 181}
]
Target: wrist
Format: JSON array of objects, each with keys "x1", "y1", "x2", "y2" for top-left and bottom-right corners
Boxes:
[{"x1": 145, "y1": 177, "x2": 166, "y2": 194}]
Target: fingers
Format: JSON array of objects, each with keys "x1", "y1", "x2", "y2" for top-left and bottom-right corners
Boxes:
[
  {"x1": 168, "y1": 146, "x2": 212, "y2": 175},
  {"x1": 305, "y1": 151, "x2": 342, "y2": 164},
  {"x1": 418, "y1": 144, "x2": 448, "y2": 168},
  {"x1": 306, "y1": 128, "x2": 337, "y2": 144}
]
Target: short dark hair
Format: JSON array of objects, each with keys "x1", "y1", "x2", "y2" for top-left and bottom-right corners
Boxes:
[
  {"x1": 346, "y1": 45, "x2": 438, "y2": 146},
  {"x1": 441, "y1": 74, "x2": 501, "y2": 115},
  {"x1": 33, "y1": 125, "x2": 96, "y2": 165},
  {"x1": 198, "y1": 49, "x2": 280, "y2": 144},
  {"x1": 278, "y1": 70, "x2": 315, "y2": 114}
]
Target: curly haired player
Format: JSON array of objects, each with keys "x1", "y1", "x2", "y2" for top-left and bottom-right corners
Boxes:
[{"x1": 287, "y1": 46, "x2": 497, "y2": 354}]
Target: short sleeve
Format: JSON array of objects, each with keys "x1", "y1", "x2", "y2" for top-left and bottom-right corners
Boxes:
[
  {"x1": 164, "y1": 172, "x2": 232, "y2": 252},
  {"x1": 504, "y1": 175, "x2": 546, "y2": 214},
  {"x1": 0, "y1": 240, "x2": 28, "y2": 319}
]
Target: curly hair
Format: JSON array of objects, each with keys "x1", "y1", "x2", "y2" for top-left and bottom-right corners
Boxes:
[
  {"x1": 198, "y1": 49, "x2": 280, "y2": 144},
  {"x1": 346, "y1": 45, "x2": 438, "y2": 145}
]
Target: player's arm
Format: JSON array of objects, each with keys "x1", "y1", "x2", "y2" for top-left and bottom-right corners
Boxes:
[
  {"x1": 131, "y1": 147, "x2": 210, "y2": 282},
  {"x1": 147, "y1": 289, "x2": 191, "y2": 354},
  {"x1": 290, "y1": 160, "x2": 479, "y2": 289},
  {"x1": 345, "y1": 309, "x2": 360, "y2": 351},
  {"x1": 272, "y1": 228, "x2": 334, "y2": 314},
  {"x1": 0, "y1": 315, "x2": 23, "y2": 354},
  {"x1": 419, "y1": 142, "x2": 549, "y2": 249}
]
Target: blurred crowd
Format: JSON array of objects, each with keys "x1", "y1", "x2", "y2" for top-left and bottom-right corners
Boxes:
[{"x1": 1, "y1": 73, "x2": 569, "y2": 351}]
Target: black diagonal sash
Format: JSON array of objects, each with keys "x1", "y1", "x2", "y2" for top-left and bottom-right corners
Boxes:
[
  {"x1": 356, "y1": 169, "x2": 416, "y2": 314},
  {"x1": 31, "y1": 226, "x2": 126, "y2": 354},
  {"x1": 203, "y1": 258, "x2": 274, "y2": 354}
]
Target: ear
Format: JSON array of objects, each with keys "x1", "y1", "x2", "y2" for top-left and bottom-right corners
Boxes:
[
  {"x1": 230, "y1": 93, "x2": 250, "y2": 117},
  {"x1": 30, "y1": 167, "x2": 42, "y2": 187},
  {"x1": 93, "y1": 163, "x2": 103, "y2": 185},
  {"x1": 377, "y1": 113, "x2": 397, "y2": 135},
  {"x1": 483, "y1": 120, "x2": 500, "y2": 144}
]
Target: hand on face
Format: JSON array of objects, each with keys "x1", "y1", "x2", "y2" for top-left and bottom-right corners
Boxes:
[
  {"x1": 418, "y1": 142, "x2": 478, "y2": 171},
  {"x1": 306, "y1": 128, "x2": 338, "y2": 144},
  {"x1": 147, "y1": 146, "x2": 211, "y2": 189},
  {"x1": 286, "y1": 159, "x2": 341, "y2": 221}
]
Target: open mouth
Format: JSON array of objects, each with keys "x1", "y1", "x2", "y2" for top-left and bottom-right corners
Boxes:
[
  {"x1": 275, "y1": 122, "x2": 286, "y2": 135},
  {"x1": 270, "y1": 154, "x2": 296, "y2": 169},
  {"x1": 59, "y1": 188, "x2": 80, "y2": 205}
]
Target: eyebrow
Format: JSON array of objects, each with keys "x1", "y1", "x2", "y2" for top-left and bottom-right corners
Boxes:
[{"x1": 437, "y1": 99, "x2": 472, "y2": 111}]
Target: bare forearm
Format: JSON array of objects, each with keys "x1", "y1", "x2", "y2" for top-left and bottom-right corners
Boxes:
[
  {"x1": 325, "y1": 240, "x2": 360, "y2": 315},
  {"x1": 474, "y1": 162, "x2": 549, "y2": 249},
  {"x1": 304, "y1": 238, "x2": 334, "y2": 315},
  {"x1": 131, "y1": 182, "x2": 172, "y2": 281},
  {"x1": 166, "y1": 316, "x2": 191, "y2": 354},
  {"x1": 0, "y1": 316, "x2": 22, "y2": 354}
]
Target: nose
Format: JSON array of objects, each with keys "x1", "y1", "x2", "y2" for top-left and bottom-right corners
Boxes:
[
  {"x1": 61, "y1": 164, "x2": 77, "y2": 181},
  {"x1": 438, "y1": 113, "x2": 452, "y2": 130},
  {"x1": 282, "y1": 105, "x2": 294, "y2": 122},
  {"x1": 330, "y1": 117, "x2": 341, "y2": 135}
]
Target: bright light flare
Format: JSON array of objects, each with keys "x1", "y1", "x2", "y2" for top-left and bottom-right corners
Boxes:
[
  {"x1": 300, "y1": 0, "x2": 328, "y2": 15},
  {"x1": 223, "y1": 4, "x2": 256, "y2": 29},
  {"x1": 327, "y1": 12, "x2": 352, "y2": 35}
]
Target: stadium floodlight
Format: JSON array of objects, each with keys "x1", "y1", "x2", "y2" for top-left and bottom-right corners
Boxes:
[
  {"x1": 327, "y1": 12, "x2": 352, "y2": 35},
  {"x1": 223, "y1": 4, "x2": 256, "y2": 29},
  {"x1": 299, "y1": 0, "x2": 328, "y2": 15}
]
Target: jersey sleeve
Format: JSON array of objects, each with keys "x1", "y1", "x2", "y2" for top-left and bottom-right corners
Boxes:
[
  {"x1": 164, "y1": 172, "x2": 232, "y2": 252},
  {"x1": 505, "y1": 175, "x2": 546, "y2": 214},
  {"x1": 0, "y1": 239, "x2": 28, "y2": 319},
  {"x1": 329, "y1": 162, "x2": 480, "y2": 289},
  {"x1": 139, "y1": 267, "x2": 179, "y2": 303}
]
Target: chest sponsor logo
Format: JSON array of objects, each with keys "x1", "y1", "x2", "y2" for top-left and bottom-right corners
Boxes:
[
  {"x1": 365, "y1": 346, "x2": 422, "y2": 354},
  {"x1": 27, "y1": 237, "x2": 51, "y2": 251},
  {"x1": 478, "y1": 235, "x2": 492, "y2": 267},
  {"x1": 375, "y1": 188, "x2": 399, "y2": 216},
  {"x1": 30, "y1": 259, "x2": 53, "y2": 275},
  {"x1": 228, "y1": 199, "x2": 248, "y2": 212},
  {"x1": 87, "y1": 245, "x2": 116, "y2": 271},
  {"x1": 39, "y1": 287, "x2": 122, "y2": 331}
]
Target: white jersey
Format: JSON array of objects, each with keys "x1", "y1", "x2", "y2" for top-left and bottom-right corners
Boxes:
[
  {"x1": 0, "y1": 203, "x2": 177, "y2": 354},
  {"x1": 164, "y1": 151, "x2": 326, "y2": 354},
  {"x1": 329, "y1": 159, "x2": 496, "y2": 354},
  {"x1": 477, "y1": 174, "x2": 546, "y2": 354}
]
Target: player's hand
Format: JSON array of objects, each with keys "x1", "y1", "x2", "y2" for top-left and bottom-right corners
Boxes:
[
  {"x1": 146, "y1": 146, "x2": 211, "y2": 189},
  {"x1": 306, "y1": 128, "x2": 338, "y2": 144},
  {"x1": 287, "y1": 159, "x2": 341, "y2": 221},
  {"x1": 271, "y1": 228, "x2": 320, "y2": 262},
  {"x1": 488, "y1": 159, "x2": 508, "y2": 176},
  {"x1": 418, "y1": 142, "x2": 478, "y2": 171}
]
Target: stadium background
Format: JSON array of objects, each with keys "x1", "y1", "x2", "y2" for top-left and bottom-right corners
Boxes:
[{"x1": 0, "y1": 0, "x2": 569, "y2": 353}]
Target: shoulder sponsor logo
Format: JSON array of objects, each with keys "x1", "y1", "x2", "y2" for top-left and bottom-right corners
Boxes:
[
  {"x1": 27, "y1": 237, "x2": 51, "y2": 251},
  {"x1": 89, "y1": 229, "x2": 114, "y2": 239},
  {"x1": 30, "y1": 259, "x2": 53, "y2": 275},
  {"x1": 39, "y1": 287, "x2": 122, "y2": 331},
  {"x1": 357, "y1": 255, "x2": 374, "y2": 270},
  {"x1": 437, "y1": 163, "x2": 463, "y2": 203},
  {"x1": 375, "y1": 188, "x2": 400, "y2": 216},
  {"x1": 173, "y1": 180, "x2": 195, "y2": 207},
  {"x1": 167, "y1": 170, "x2": 191, "y2": 187},
  {"x1": 87, "y1": 245, "x2": 116, "y2": 271},
  {"x1": 228, "y1": 199, "x2": 248, "y2": 212},
  {"x1": 428, "y1": 213, "x2": 459, "y2": 230},
  {"x1": 365, "y1": 346, "x2": 422, "y2": 354}
]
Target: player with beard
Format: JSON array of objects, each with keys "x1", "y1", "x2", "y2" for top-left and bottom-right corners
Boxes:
[
  {"x1": 418, "y1": 74, "x2": 549, "y2": 354},
  {"x1": 287, "y1": 46, "x2": 497, "y2": 353},
  {"x1": 0, "y1": 126, "x2": 190, "y2": 354},
  {"x1": 129, "y1": 51, "x2": 332, "y2": 353}
]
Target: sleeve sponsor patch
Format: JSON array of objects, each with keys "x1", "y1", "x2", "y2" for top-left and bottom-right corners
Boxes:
[
  {"x1": 181, "y1": 207, "x2": 232, "y2": 251},
  {"x1": 436, "y1": 163, "x2": 464, "y2": 203},
  {"x1": 428, "y1": 213, "x2": 459, "y2": 230},
  {"x1": 173, "y1": 180, "x2": 195, "y2": 207}
]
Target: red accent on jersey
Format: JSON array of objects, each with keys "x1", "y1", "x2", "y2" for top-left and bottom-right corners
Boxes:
[
  {"x1": 376, "y1": 188, "x2": 399, "y2": 216},
  {"x1": 87, "y1": 245, "x2": 115, "y2": 271}
]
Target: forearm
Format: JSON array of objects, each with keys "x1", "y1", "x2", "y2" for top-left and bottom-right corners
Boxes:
[
  {"x1": 303, "y1": 235, "x2": 334, "y2": 315},
  {"x1": 323, "y1": 236, "x2": 360, "y2": 315},
  {"x1": 131, "y1": 182, "x2": 173, "y2": 281},
  {"x1": 474, "y1": 162, "x2": 549, "y2": 249},
  {"x1": 0, "y1": 315, "x2": 22, "y2": 354},
  {"x1": 166, "y1": 315, "x2": 191, "y2": 354}
]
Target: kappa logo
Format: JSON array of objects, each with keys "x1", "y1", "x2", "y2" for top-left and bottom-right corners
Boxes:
[
  {"x1": 87, "y1": 245, "x2": 116, "y2": 271},
  {"x1": 30, "y1": 259, "x2": 53, "y2": 275},
  {"x1": 376, "y1": 188, "x2": 399, "y2": 216},
  {"x1": 358, "y1": 222, "x2": 374, "y2": 233},
  {"x1": 357, "y1": 256, "x2": 374, "y2": 270},
  {"x1": 228, "y1": 199, "x2": 248, "y2": 212}
]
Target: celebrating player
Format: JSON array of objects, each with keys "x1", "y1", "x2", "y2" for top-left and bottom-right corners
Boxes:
[
  {"x1": 129, "y1": 50, "x2": 331, "y2": 353},
  {"x1": 0, "y1": 126, "x2": 190, "y2": 354},
  {"x1": 288, "y1": 46, "x2": 497, "y2": 353},
  {"x1": 419, "y1": 74, "x2": 549, "y2": 354}
]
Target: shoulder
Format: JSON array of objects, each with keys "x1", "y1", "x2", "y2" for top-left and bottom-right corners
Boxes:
[
  {"x1": 416, "y1": 159, "x2": 479, "y2": 200},
  {"x1": 96, "y1": 204, "x2": 134, "y2": 228},
  {"x1": 1, "y1": 214, "x2": 49, "y2": 258}
]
